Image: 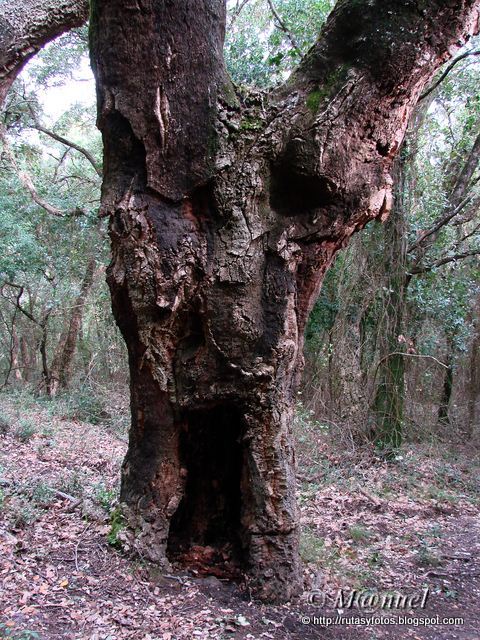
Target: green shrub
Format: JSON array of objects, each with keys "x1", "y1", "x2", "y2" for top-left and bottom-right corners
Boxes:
[
  {"x1": 15, "y1": 419, "x2": 36, "y2": 443},
  {"x1": 63, "y1": 386, "x2": 109, "y2": 424},
  {"x1": 0, "y1": 623, "x2": 40, "y2": 639},
  {"x1": 9, "y1": 497, "x2": 39, "y2": 528},
  {"x1": 31, "y1": 481, "x2": 55, "y2": 507},
  {"x1": 108, "y1": 507, "x2": 126, "y2": 547},
  {"x1": 0, "y1": 417, "x2": 9, "y2": 434},
  {"x1": 93, "y1": 481, "x2": 118, "y2": 511},
  {"x1": 348, "y1": 525, "x2": 371, "y2": 542},
  {"x1": 57, "y1": 471, "x2": 85, "y2": 498}
]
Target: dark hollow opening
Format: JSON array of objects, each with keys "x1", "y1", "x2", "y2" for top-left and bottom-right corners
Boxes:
[
  {"x1": 270, "y1": 163, "x2": 337, "y2": 215},
  {"x1": 167, "y1": 404, "x2": 245, "y2": 576}
]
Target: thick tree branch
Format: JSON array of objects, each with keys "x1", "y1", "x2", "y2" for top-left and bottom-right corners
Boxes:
[
  {"x1": 264, "y1": 0, "x2": 480, "y2": 330},
  {"x1": 272, "y1": 0, "x2": 480, "y2": 235},
  {"x1": 0, "y1": 0, "x2": 89, "y2": 106}
]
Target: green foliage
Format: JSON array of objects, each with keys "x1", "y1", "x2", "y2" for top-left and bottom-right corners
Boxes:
[
  {"x1": 0, "y1": 417, "x2": 9, "y2": 434},
  {"x1": 8, "y1": 497, "x2": 40, "y2": 528},
  {"x1": 27, "y1": 28, "x2": 89, "y2": 87},
  {"x1": 63, "y1": 385, "x2": 109, "y2": 424},
  {"x1": 225, "y1": 0, "x2": 334, "y2": 87},
  {"x1": 94, "y1": 481, "x2": 118, "y2": 512},
  {"x1": 0, "y1": 624, "x2": 40, "y2": 640},
  {"x1": 306, "y1": 90, "x2": 323, "y2": 113},
  {"x1": 348, "y1": 525, "x2": 371, "y2": 543},
  {"x1": 30, "y1": 481, "x2": 55, "y2": 507},
  {"x1": 300, "y1": 527, "x2": 340, "y2": 567},
  {"x1": 58, "y1": 471, "x2": 85, "y2": 498},
  {"x1": 299, "y1": 528, "x2": 325, "y2": 564},
  {"x1": 0, "y1": 27, "x2": 121, "y2": 393},
  {"x1": 108, "y1": 507, "x2": 126, "y2": 547},
  {"x1": 14, "y1": 419, "x2": 36, "y2": 443}
]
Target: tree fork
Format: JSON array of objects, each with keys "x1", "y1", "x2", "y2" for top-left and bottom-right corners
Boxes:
[{"x1": 90, "y1": 0, "x2": 480, "y2": 601}]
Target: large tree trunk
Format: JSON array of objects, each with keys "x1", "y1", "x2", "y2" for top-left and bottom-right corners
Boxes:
[
  {"x1": 90, "y1": 0, "x2": 480, "y2": 602},
  {"x1": 0, "y1": 0, "x2": 88, "y2": 105}
]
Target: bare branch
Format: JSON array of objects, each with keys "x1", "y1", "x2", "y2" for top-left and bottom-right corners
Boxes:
[
  {"x1": 409, "y1": 248, "x2": 480, "y2": 274},
  {"x1": 0, "y1": 0, "x2": 89, "y2": 106},
  {"x1": 0, "y1": 282, "x2": 39, "y2": 325},
  {"x1": 419, "y1": 50, "x2": 480, "y2": 102},
  {"x1": 0, "y1": 126, "x2": 86, "y2": 218},
  {"x1": 454, "y1": 219, "x2": 480, "y2": 245},
  {"x1": 407, "y1": 195, "x2": 474, "y2": 253},
  {"x1": 228, "y1": 0, "x2": 252, "y2": 29},
  {"x1": 31, "y1": 120, "x2": 102, "y2": 177}
]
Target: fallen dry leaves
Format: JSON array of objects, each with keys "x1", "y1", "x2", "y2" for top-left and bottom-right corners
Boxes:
[{"x1": 0, "y1": 393, "x2": 479, "y2": 639}]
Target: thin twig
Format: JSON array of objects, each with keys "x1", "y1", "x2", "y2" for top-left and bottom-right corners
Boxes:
[
  {"x1": 228, "y1": 0, "x2": 252, "y2": 29},
  {"x1": 369, "y1": 351, "x2": 448, "y2": 402}
]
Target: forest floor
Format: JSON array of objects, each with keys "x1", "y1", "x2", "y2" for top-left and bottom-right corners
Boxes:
[{"x1": 0, "y1": 390, "x2": 479, "y2": 640}]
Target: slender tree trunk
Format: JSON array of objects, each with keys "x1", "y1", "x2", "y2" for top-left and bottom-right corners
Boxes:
[
  {"x1": 467, "y1": 293, "x2": 480, "y2": 438},
  {"x1": 370, "y1": 95, "x2": 437, "y2": 451},
  {"x1": 39, "y1": 308, "x2": 53, "y2": 395},
  {"x1": 90, "y1": 0, "x2": 480, "y2": 602},
  {"x1": 370, "y1": 162, "x2": 407, "y2": 450},
  {"x1": 328, "y1": 242, "x2": 372, "y2": 432},
  {"x1": 438, "y1": 335, "x2": 454, "y2": 425},
  {"x1": 19, "y1": 333, "x2": 35, "y2": 383},
  {"x1": 50, "y1": 256, "x2": 96, "y2": 395},
  {"x1": 11, "y1": 326, "x2": 23, "y2": 382}
]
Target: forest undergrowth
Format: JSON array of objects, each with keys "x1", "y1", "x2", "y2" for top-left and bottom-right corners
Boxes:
[{"x1": 0, "y1": 389, "x2": 479, "y2": 640}]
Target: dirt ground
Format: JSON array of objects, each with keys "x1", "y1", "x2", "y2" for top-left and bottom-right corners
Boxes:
[{"x1": 0, "y1": 392, "x2": 479, "y2": 639}]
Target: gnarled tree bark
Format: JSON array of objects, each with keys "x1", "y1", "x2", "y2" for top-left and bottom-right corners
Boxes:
[
  {"x1": 0, "y1": 0, "x2": 88, "y2": 105},
  {"x1": 89, "y1": 0, "x2": 480, "y2": 601}
]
